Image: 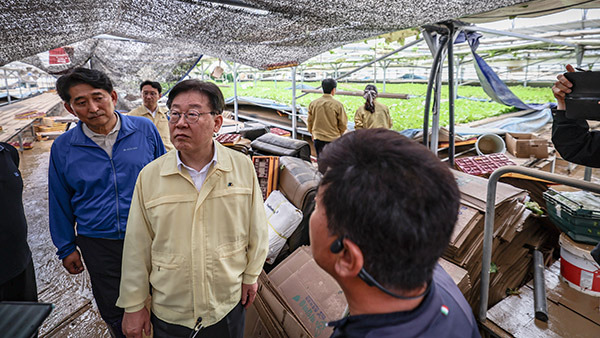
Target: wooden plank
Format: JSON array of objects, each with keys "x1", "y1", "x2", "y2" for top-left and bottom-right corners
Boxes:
[
  {"x1": 487, "y1": 280, "x2": 600, "y2": 337},
  {"x1": 37, "y1": 285, "x2": 91, "y2": 336},
  {"x1": 301, "y1": 89, "x2": 409, "y2": 99},
  {"x1": 0, "y1": 92, "x2": 62, "y2": 142},
  {"x1": 527, "y1": 261, "x2": 600, "y2": 326},
  {"x1": 43, "y1": 306, "x2": 110, "y2": 338}
]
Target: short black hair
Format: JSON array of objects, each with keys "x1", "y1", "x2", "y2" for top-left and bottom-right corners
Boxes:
[
  {"x1": 166, "y1": 80, "x2": 224, "y2": 114},
  {"x1": 322, "y1": 78, "x2": 337, "y2": 94},
  {"x1": 140, "y1": 80, "x2": 162, "y2": 94},
  {"x1": 56, "y1": 68, "x2": 114, "y2": 102},
  {"x1": 318, "y1": 129, "x2": 460, "y2": 291}
]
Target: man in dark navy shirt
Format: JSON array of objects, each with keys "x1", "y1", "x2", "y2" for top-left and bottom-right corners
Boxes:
[
  {"x1": 310, "y1": 129, "x2": 480, "y2": 338},
  {"x1": 0, "y1": 142, "x2": 37, "y2": 302}
]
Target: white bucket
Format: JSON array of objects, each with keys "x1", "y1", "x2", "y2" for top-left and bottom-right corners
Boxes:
[
  {"x1": 475, "y1": 133, "x2": 506, "y2": 156},
  {"x1": 559, "y1": 233, "x2": 600, "y2": 296}
]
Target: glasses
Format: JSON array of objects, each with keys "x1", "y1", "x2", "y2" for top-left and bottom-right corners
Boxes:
[{"x1": 168, "y1": 109, "x2": 215, "y2": 124}]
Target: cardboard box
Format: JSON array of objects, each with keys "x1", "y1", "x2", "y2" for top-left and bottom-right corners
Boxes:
[
  {"x1": 505, "y1": 132, "x2": 548, "y2": 159},
  {"x1": 245, "y1": 271, "x2": 310, "y2": 338},
  {"x1": 268, "y1": 247, "x2": 347, "y2": 338}
]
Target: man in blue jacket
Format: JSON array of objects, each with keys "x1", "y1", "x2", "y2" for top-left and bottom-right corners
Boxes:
[
  {"x1": 310, "y1": 129, "x2": 480, "y2": 338},
  {"x1": 48, "y1": 68, "x2": 165, "y2": 337}
]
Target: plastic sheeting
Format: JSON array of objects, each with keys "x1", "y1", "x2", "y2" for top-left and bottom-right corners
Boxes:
[
  {"x1": 458, "y1": 31, "x2": 549, "y2": 111},
  {"x1": 225, "y1": 96, "x2": 308, "y2": 116},
  {"x1": 475, "y1": 108, "x2": 553, "y2": 133}
]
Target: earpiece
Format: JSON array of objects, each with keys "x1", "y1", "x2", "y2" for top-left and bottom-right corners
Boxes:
[
  {"x1": 330, "y1": 236, "x2": 345, "y2": 253},
  {"x1": 329, "y1": 235, "x2": 431, "y2": 300}
]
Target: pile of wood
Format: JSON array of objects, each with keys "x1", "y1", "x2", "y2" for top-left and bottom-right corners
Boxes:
[
  {"x1": 15, "y1": 109, "x2": 46, "y2": 119},
  {"x1": 34, "y1": 117, "x2": 68, "y2": 140},
  {"x1": 443, "y1": 170, "x2": 559, "y2": 309}
]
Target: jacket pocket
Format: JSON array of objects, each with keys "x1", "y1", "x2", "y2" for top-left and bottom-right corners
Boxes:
[
  {"x1": 150, "y1": 251, "x2": 192, "y2": 313},
  {"x1": 212, "y1": 239, "x2": 248, "y2": 300}
]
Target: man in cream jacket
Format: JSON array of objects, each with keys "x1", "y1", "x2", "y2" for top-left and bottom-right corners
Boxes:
[{"x1": 117, "y1": 80, "x2": 268, "y2": 338}]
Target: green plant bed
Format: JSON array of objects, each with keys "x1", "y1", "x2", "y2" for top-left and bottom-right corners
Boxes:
[{"x1": 210, "y1": 80, "x2": 553, "y2": 131}]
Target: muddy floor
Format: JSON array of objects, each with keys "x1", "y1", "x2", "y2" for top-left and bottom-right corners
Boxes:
[{"x1": 19, "y1": 139, "x2": 110, "y2": 337}]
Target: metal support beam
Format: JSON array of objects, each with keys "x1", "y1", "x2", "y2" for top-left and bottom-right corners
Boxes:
[
  {"x1": 463, "y1": 25, "x2": 578, "y2": 48},
  {"x1": 18, "y1": 73, "x2": 23, "y2": 99},
  {"x1": 4, "y1": 69, "x2": 11, "y2": 105},
  {"x1": 575, "y1": 45, "x2": 585, "y2": 68},
  {"x1": 233, "y1": 63, "x2": 239, "y2": 122},
  {"x1": 447, "y1": 22, "x2": 456, "y2": 167},
  {"x1": 294, "y1": 38, "x2": 424, "y2": 101},
  {"x1": 291, "y1": 66, "x2": 297, "y2": 139},
  {"x1": 422, "y1": 31, "x2": 447, "y2": 148},
  {"x1": 479, "y1": 166, "x2": 600, "y2": 323}
]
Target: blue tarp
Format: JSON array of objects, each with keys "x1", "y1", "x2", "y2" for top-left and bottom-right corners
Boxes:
[{"x1": 456, "y1": 32, "x2": 549, "y2": 111}]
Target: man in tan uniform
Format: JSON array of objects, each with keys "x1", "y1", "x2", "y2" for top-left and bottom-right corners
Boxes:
[
  {"x1": 307, "y1": 78, "x2": 347, "y2": 158},
  {"x1": 129, "y1": 80, "x2": 174, "y2": 151}
]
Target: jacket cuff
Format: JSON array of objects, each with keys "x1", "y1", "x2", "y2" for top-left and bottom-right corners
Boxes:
[
  {"x1": 124, "y1": 303, "x2": 145, "y2": 313},
  {"x1": 58, "y1": 245, "x2": 77, "y2": 260},
  {"x1": 242, "y1": 273, "x2": 259, "y2": 285}
]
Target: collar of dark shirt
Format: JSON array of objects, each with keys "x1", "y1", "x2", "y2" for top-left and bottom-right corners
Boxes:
[{"x1": 327, "y1": 281, "x2": 437, "y2": 336}]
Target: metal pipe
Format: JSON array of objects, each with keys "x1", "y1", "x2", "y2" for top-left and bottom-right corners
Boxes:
[
  {"x1": 294, "y1": 38, "x2": 424, "y2": 100},
  {"x1": 233, "y1": 63, "x2": 239, "y2": 122},
  {"x1": 447, "y1": 23, "x2": 455, "y2": 167},
  {"x1": 584, "y1": 166, "x2": 592, "y2": 181},
  {"x1": 17, "y1": 72, "x2": 23, "y2": 100},
  {"x1": 479, "y1": 165, "x2": 600, "y2": 322},
  {"x1": 430, "y1": 55, "x2": 444, "y2": 154},
  {"x1": 423, "y1": 35, "x2": 447, "y2": 147},
  {"x1": 3, "y1": 69, "x2": 11, "y2": 105},
  {"x1": 291, "y1": 66, "x2": 297, "y2": 139},
  {"x1": 533, "y1": 249, "x2": 548, "y2": 322},
  {"x1": 463, "y1": 25, "x2": 578, "y2": 48}
]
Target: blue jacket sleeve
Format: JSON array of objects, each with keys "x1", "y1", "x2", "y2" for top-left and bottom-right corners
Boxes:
[
  {"x1": 48, "y1": 142, "x2": 77, "y2": 259},
  {"x1": 152, "y1": 123, "x2": 166, "y2": 158}
]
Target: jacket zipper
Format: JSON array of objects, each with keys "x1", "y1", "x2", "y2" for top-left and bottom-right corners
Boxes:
[{"x1": 110, "y1": 158, "x2": 121, "y2": 236}]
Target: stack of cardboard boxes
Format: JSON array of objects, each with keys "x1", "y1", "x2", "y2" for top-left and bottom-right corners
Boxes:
[{"x1": 444, "y1": 170, "x2": 558, "y2": 308}]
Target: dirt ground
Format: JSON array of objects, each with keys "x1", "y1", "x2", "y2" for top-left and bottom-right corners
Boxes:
[{"x1": 19, "y1": 139, "x2": 110, "y2": 337}]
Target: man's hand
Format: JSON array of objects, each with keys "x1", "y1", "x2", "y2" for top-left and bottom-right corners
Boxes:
[
  {"x1": 552, "y1": 64, "x2": 575, "y2": 110},
  {"x1": 122, "y1": 308, "x2": 151, "y2": 338},
  {"x1": 62, "y1": 250, "x2": 85, "y2": 274},
  {"x1": 241, "y1": 282, "x2": 258, "y2": 309}
]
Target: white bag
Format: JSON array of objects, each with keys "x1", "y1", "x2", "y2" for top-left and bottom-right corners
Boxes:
[{"x1": 264, "y1": 190, "x2": 303, "y2": 264}]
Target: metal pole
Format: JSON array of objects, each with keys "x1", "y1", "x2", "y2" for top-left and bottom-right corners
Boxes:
[
  {"x1": 584, "y1": 167, "x2": 593, "y2": 181},
  {"x1": 295, "y1": 38, "x2": 424, "y2": 100},
  {"x1": 18, "y1": 72, "x2": 23, "y2": 99},
  {"x1": 532, "y1": 249, "x2": 548, "y2": 322},
  {"x1": 463, "y1": 25, "x2": 578, "y2": 48},
  {"x1": 479, "y1": 166, "x2": 600, "y2": 322},
  {"x1": 291, "y1": 66, "x2": 297, "y2": 139},
  {"x1": 233, "y1": 63, "x2": 239, "y2": 122},
  {"x1": 382, "y1": 63, "x2": 387, "y2": 93},
  {"x1": 431, "y1": 57, "x2": 443, "y2": 154},
  {"x1": 524, "y1": 53, "x2": 530, "y2": 87},
  {"x1": 4, "y1": 69, "x2": 11, "y2": 105},
  {"x1": 373, "y1": 47, "x2": 377, "y2": 84},
  {"x1": 447, "y1": 23, "x2": 456, "y2": 167},
  {"x1": 423, "y1": 35, "x2": 447, "y2": 148}
]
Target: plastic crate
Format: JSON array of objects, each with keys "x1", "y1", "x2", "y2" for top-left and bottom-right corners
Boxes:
[{"x1": 543, "y1": 188, "x2": 600, "y2": 244}]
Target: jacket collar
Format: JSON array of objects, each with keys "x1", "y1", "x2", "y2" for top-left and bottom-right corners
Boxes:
[
  {"x1": 70, "y1": 111, "x2": 137, "y2": 146},
  {"x1": 160, "y1": 141, "x2": 233, "y2": 177}
]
